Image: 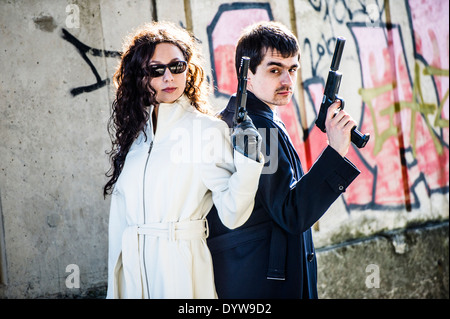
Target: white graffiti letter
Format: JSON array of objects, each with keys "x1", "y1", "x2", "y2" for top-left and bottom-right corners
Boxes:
[
  {"x1": 65, "y1": 264, "x2": 80, "y2": 288},
  {"x1": 365, "y1": 3, "x2": 380, "y2": 28},
  {"x1": 66, "y1": 4, "x2": 80, "y2": 29},
  {"x1": 365, "y1": 264, "x2": 380, "y2": 288}
]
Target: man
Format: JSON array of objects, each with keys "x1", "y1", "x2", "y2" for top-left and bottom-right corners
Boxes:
[{"x1": 207, "y1": 21, "x2": 361, "y2": 298}]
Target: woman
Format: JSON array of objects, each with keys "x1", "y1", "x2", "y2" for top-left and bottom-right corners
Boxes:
[{"x1": 103, "y1": 21, "x2": 263, "y2": 298}]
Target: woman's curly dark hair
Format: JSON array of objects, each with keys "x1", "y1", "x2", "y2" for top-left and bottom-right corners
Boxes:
[{"x1": 103, "y1": 21, "x2": 211, "y2": 197}]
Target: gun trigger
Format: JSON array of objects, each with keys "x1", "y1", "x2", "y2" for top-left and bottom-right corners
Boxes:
[{"x1": 335, "y1": 96, "x2": 345, "y2": 110}]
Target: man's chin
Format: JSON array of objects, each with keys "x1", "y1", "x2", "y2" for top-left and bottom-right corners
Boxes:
[
  {"x1": 273, "y1": 96, "x2": 293, "y2": 107},
  {"x1": 260, "y1": 95, "x2": 293, "y2": 109}
]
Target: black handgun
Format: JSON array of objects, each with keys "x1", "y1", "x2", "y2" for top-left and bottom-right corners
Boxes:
[
  {"x1": 233, "y1": 56, "x2": 250, "y2": 126},
  {"x1": 315, "y1": 37, "x2": 370, "y2": 148}
]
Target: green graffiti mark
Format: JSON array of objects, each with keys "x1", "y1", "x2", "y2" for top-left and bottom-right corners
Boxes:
[{"x1": 359, "y1": 61, "x2": 449, "y2": 157}]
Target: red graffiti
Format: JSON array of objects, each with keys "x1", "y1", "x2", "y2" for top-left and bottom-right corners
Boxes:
[
  {"x1": 210, "y1": 7, "x2": 271, "y2": 96},
  {"x1": 208, "y1": 1, "x2": 449, "y2": 211}
]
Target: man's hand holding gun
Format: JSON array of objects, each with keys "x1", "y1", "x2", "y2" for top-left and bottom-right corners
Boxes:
[{"x1": 315, "y1": 37, "x2": 370, "y2": 157}]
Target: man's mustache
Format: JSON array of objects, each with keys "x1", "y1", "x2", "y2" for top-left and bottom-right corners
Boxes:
[{"x1": 275, "y1": 87, "x2": 293, "y2": 93}]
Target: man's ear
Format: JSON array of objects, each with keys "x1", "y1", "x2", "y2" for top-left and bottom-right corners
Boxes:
[{"x1": 246, "y1": 70, "x2": 254, "y2": 91}]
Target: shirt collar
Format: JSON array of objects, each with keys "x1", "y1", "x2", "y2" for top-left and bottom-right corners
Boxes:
[{"x1": 226, "y1": 91, "x2": 276, "y2": 121}]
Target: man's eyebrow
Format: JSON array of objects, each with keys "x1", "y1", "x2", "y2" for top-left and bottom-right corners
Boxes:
[{"x1": 266, "y1": 61, "x2": 299, "y2": 68}]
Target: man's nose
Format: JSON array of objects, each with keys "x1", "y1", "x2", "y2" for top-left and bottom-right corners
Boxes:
[{"x1": 280, "y1": 70, "x2": 294, "y2": 86}]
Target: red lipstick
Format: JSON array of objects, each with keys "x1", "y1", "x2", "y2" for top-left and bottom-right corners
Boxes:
[{"x1": 162, "y1": 87, "x2": 177, "y2": 93}]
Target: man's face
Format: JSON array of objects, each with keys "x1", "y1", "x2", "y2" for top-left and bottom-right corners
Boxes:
[{"x1": 247, "y1": 48, "x2": 299, "y2": 110}]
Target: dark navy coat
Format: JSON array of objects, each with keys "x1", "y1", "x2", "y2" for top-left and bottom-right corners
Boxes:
[{"x1": 207, "y1": 92, "x2": 360, "y2": 298}]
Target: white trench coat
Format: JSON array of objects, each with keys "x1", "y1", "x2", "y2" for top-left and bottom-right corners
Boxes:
[{"x1": 106, "y1": 95, "x2": 263, "y2": 298}]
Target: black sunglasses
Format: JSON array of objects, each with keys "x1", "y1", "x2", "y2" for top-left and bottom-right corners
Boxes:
[{"x1": 147, "y1": 61, "x2": 188, "y2": 77}]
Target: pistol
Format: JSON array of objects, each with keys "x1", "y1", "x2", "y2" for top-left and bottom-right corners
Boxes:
[
  {"x1": 233, "y1": 56, "x2": 250, "y2": 127},
  {"x1": 315, "y1": 37, "x2": 370, "y2": 148}
]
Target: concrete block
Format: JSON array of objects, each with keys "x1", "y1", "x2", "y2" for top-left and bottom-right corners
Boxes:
[{"x1": 316, "y1": 222, "x2": 449, "y2": 298}]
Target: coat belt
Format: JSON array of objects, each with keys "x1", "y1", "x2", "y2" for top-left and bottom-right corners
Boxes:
[
  {"x1": 119, "y1": 219, "x2": 209, "y2": 298},
  {"x1": 136, "y1": 219, "x2": 209, "y2": 241}
]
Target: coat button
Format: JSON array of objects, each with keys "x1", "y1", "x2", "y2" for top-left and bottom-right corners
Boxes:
[{"x1": 307, "y1": 252, "x2": 315, "y2": 262}]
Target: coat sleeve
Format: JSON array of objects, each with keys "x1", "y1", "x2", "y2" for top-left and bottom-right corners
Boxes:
[
  {"x1": 106, "y1": 190, "x2": 128, "y2": 299},
  {"x1": 201, "y1": 120, "x2": 264, "y2": 229},
  {"x1": 258, "y1": 126, "x2": 360, "y2": 235}
]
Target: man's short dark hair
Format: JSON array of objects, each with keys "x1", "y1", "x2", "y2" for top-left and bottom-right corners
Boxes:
[{"x1": 235, "y1": 21, "x2": 300, "y2": 75}]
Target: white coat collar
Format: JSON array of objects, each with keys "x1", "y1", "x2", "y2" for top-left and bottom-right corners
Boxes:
[{"x1": 141, "y1": 94, "x2": 194, "y2": 143}]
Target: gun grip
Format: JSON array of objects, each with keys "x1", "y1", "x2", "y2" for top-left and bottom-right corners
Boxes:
[{"x1": 351, "y1": 126, "x2": 370, "y2": 148}]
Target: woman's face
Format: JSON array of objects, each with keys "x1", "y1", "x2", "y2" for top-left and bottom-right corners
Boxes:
[{"x1": 149, "y1": 42, "x2": 187, "y2": 104}]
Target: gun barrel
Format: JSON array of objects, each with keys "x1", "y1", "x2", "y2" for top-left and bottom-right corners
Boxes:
[
  {"x1": 234, "y1": 56, "x2": 250, "y2": 125},
  {"x1": 240, "y1": 56, "x2": 250, "y2": 80},
  {"x1": 237, "y1": 57, "x2": 250, "y2": 109},
  {"x1": 330, "y1": 37, "x2": 346, "y2": 71}
]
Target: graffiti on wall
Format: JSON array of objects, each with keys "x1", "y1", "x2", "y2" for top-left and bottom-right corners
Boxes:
[
  {"x1": 300, "y1": 0, "x2": 449, "y2": 211},
  {"x1": 207, "y1": 2, "x2": 273, "y2": 97},
  {"x1": 207, "y1": 2, "x2": 306, "y2": 164},
  {"x1": 207, "y1": 0, "x2": 449, "y2": 212},
  {"x1": 61, "y1": 28, "x2": 121, "y2": 96},
  {"x1": 61, "y1": 0, "x2": 448, "y2": 213}
]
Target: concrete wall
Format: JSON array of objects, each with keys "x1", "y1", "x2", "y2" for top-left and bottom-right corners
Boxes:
[
  {"x1": 317, "y1": 221, "x2": 448, "y2": 298},
  {"x1": 0, "y1": 0, "x2": 448, "y2": 298}
]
